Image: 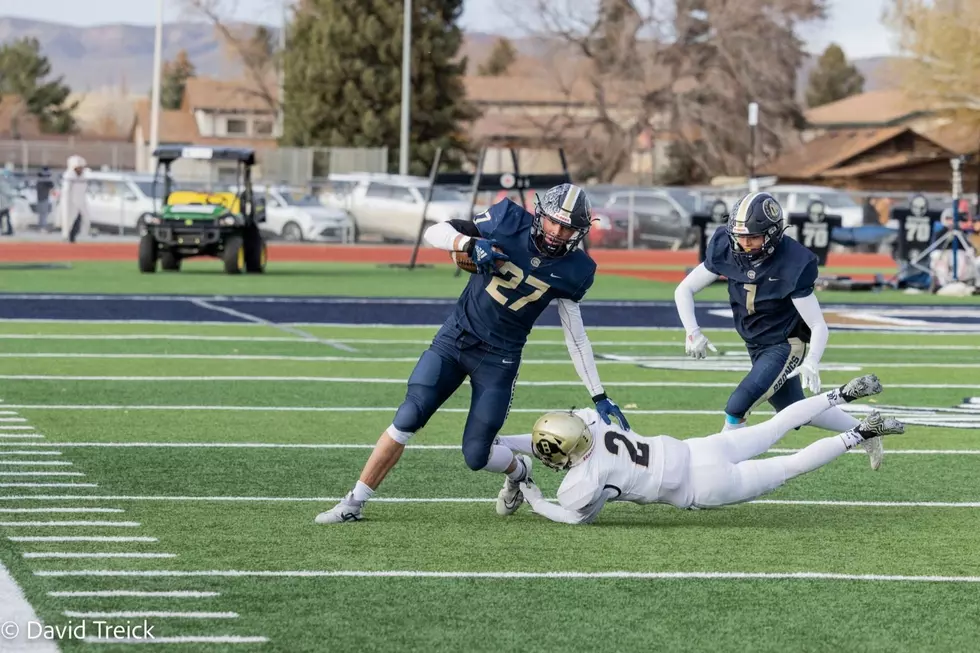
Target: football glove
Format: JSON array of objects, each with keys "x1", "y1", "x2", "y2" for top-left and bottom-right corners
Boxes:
[
  {"x1": 787, "y1": 357, "x2": 821, "y2": 394},
  {"x1": 520, "y1": 479, "x2": 543, "y2": 505},
  {"x1": 685, "y1": 329, "x2": 718, "y2": 359},
  {"x1": 594, "y1": 394, "x2": 630, "y2": 431},
  {"x1": 468, "y1": 238, "x2": 509, "y2": 275}
]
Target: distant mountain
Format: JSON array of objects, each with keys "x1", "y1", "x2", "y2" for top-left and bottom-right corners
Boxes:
[{"x1": 0, "y1": 16, "x2": 901, "y2": 98}]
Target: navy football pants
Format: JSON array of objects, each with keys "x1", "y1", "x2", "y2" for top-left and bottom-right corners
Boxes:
[
  {"x1": 392, "y1": 328, "x2": 520, "y2": 470},
  {"x1": 726, "y1": 338, "x2": 808, "y2": 420}
]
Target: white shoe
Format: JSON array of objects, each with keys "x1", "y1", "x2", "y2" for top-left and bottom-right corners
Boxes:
[
  {"x1": 496, "y1": 454, "x2": 531, "y2": 516},
  {"x1": 862, "y1": 437, "x2": 884, "y2": 471},
  {"x1": 315, "y1": 498, "x2": 363, "y2": 524}
]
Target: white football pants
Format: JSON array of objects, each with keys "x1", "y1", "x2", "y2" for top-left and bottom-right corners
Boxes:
[{"x1": 684, "y1": 390, "x2": 850, "y2": 508}]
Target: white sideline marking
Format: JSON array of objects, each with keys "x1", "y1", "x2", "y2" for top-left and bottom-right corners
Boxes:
[
  {"x1": 33, "y1": 569, "x2": 980, "y2": 584},
  {"x1": 0, "y1": 410, "x2": 18, "y2": 414},
  {"x1": 0, "y1": 560, "x2": 59, "y2": 653},
  {"x1": 0, "y1": 417, "x2": 27, "y2": 422},
  {"x1": 0, "y1": 451, "x2": 61, "y2": 456},
  {"x1": 8, "y1": 352, "x2": 980, "y2": 368},
  {"x1": 0, "y1": 461, "x2": 73, "y2": 466},
  {"x1": 2, "y1": 442, "x2": 978, "y2": 455},
  {"x1": 65, "y1": 610, "x2": 234, "y2": 618},
  {"x1": 0, "y1": 426, "x2": 39, "y2": 430},
  {"x1": 5, "y1": 495, "x2": 980, "y2": 508},
  {"x1": 51, "y1": 591, "x2": 219, "y2": 598},
  {"x1": 0, "y1": 482, "x2": 96, "y2": 488},
  {"x1": 24, "y1": 552, "x2": 175, "y2": 559},
  {"x1": 83, "y1": 636, "x2": 268, "y2": 645},
  {"x1": 0, "y1": 521, "x2": 140, "y2": 527},
  {"x1": 0, "y1": 434, "x2": 45, "y2": 439},
  {"x1": 190, "y1": 297, "x2": 357, "y2": 352},
  {"x1": 0, "y1": 508, "x2": 123, "y2": 513},
  {"x1": 0, "y1": 472, "x2": 86, "y2": 477},
  {"x1": 10, "y1": 537, "x2": 155, "y2": 543}
]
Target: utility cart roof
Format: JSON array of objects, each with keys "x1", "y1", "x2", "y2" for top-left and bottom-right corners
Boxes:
[{"x1": 153, "y1": 146, "x2": 256, "y2": 165}]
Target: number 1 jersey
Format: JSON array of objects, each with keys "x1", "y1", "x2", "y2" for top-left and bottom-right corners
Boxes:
[
  {"x1": 450, "y1": 199, "x2": 596, "y2": 355},
  {"x1": 556, "y1": 409, "x2": 693, "y2": 511}
]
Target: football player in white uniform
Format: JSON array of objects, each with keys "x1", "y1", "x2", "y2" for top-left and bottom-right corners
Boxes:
[{"x1": 502, "y1": 374, "x2": 904, "y2": 525}]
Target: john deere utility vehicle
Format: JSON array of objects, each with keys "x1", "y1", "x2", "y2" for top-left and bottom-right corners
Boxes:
[{"x1": 139, "y1": 146, "x2": 268, "y2": 274}]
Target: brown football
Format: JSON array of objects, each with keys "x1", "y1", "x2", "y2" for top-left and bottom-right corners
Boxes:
[{"x1": 451, "y1": 246, "x2": 504, "y2": 274}]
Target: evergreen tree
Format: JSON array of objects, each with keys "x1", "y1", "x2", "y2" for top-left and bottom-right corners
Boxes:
[
  {"x1": 806, "y1": 44, "x2": 865, "y2": 108},
  {"x1": 477, "y1": 37, "x2": 517, "y2": 76},
  {"x1": 0, "y1": 37, "x2": 76, "y2": 133},
  {"x1": 282, "y1": 0, "x2": 477, "y2": 174},
  {"x1": 160, "y1": 49, "x2": 196, "y2": 110}
]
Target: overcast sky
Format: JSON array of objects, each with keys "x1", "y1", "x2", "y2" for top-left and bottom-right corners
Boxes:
[{"x1": 2, "y1": 0, "x2": 897, "y2": 59}]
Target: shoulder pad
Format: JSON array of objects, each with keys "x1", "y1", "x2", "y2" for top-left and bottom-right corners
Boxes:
[
  {"x1": 473, "y1": 199, "x2": 530, "y2": 238},
  {"x1": 705, "y1": 227, "x2": 735, "y2": 274}
]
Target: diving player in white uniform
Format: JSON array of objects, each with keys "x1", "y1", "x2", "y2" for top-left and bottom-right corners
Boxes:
[{"x1": 499, "y1": 374, "x2": 904, "y2": 525}]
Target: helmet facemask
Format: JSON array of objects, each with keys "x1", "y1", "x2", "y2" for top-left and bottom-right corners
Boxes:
[{"x1": 532, "y1": 184, "x2": 592, "y2": 257}]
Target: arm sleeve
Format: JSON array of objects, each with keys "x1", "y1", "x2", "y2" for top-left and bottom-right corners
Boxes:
[
  {"x1": 526, "y1": 487, "x2": 615, "y2": 525},
  {"x1": 673, "y1": 263, "x2": 720, "y2": 334},
  {"x1": 792, "y1": 294, "x2": 828, "y2": 363},
  {"x1": 423, "y1": 221, "x2": 476, "y2": 251},
  {"x1": 557, "y1": 298, "x2": 604, "y2": 397}
]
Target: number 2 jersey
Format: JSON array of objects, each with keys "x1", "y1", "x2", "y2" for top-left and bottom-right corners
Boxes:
[
  {"x1": 556, "y1": 408, "x2": 695, "y2": 512},
  {"x1": 449, "y1": 199, "x2": 597, "y2": 355},
  {"x1": 703, "y1": 228, "x2": 819, "y2": 347}
]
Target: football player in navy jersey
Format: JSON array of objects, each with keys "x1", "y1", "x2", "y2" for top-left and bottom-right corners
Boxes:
[
  {"x1": 673, "y1": 191, "x2": 883, "y2": 470},
  {"x1": 317, "y1": 183, "x2": 630, "y2": 523}
]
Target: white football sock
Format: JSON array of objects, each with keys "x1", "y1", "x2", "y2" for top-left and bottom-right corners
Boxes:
[
  {"x1": 839, "y1": 429, "x2": 866, "y2": 450},
  {"x1": 483, "y1": 444, "x2": 518, "y2": 474},
  {"x1": 348, "y1": 481, "x2": 374, "y2": 506}
]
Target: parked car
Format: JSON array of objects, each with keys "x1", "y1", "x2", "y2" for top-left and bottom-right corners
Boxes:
[
  {"x1": 589, "y1": 185, "x2": 700, "y2": 249},
  {"x1": 251, "y1": 185, "x2": 353, "y2": 242},
  {"x1": 85, "y1": 172, "x2": 207, "y2": 235},
  {"x1": 761, "y1": 184, "x2": 864, "y2": 228},
  {"x1": 322, "y1": 173, "x2": 480, "y2": 243}
]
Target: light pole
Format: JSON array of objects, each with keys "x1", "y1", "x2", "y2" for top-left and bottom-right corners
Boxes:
[
  {"x1": 399, "y1": 0, "x2": 412, "y2": 175},
  {"x1": 148, "y1": 0, "x2": 164, "y2": 172},
  {"x1": 747, "y1": 101, "x2": 758, "y2": 192}
]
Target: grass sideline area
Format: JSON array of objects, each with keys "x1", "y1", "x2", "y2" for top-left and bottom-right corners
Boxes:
[
  {"x1": 0, "y1": 319, "x2": 978, "y2": 651},
  {"x1": 0, "y1": 260, "x2": 975, "y2": 303}
]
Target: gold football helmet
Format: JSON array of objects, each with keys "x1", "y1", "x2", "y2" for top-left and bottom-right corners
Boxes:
[{"x1": 531, "y1": 411, "x2": 593, "y2": 471}]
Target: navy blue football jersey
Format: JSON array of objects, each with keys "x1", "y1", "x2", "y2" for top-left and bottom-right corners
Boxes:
[
  {"x1": 704, "y1": 228, "x2": 819, "y2": 346},
  {"x1": 449, "y1": 199, "x2": 597, "y2": 353}
]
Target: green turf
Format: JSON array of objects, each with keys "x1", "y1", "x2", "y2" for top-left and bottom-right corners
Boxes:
[
  {"x1": 1, "y1": 261, "x2": 977, "y2": 303},
  {"x1": 1, "y1": 322, "x2": 979, "y2": 652}
]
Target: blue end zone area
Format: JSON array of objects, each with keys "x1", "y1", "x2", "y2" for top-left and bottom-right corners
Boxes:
[{"x1": 0, "y1": 293, "x2": 979, "y2": 331}]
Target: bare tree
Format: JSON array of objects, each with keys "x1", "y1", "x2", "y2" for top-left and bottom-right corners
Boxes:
[
  {"x1": 884, "y1": 0, "x2": 980, "y2": 125},
  {"x1": 496, "y1": 0, "x2": 825, "y2": 183},
  {"x1": 180, "y1": 0, "x2": 281, "y2": 114}
]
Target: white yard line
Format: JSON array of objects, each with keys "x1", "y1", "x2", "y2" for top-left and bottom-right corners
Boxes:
[
  {"x1": 189, "y1": 298, "x2": 357, "y2": 353},
  {"x1": 0, "y1": 560, "x2": 59, "y2": 653},
  {"x1": 0, "y1": 461, "x2": 73, "y2": 466},
  {"x1": 23, "y1": 552, "x2": 175, "y2": 559},
  {"x1": 0, "y1": 417, "x2": 27, "y2": 422},
  {"x1": 0, "y1": 483, "x2": 95, "y2": 488},
  {"x1": 10, "y1": 537, "x2": 153, "y2": 543},
  {"x1": 0, "y1": 521, "x2": 140, "y2": 527},
  {"x1": 4, "y1": 495, "x2": 980, "y2": 508},
  {"x1": 0, "y1": 426, "x2": 41, "y2": 430},
  {"x1": 83, "y1": 636, "x2": 268, "y2": 645},
  {"x1": 64, "y1": 610, "x2": 234, "y2": 618},
  {"x1": 0, "y1": 451, "x2": 62, "y2": 456},
  {"x1": 0, "y1": 472, "x2": 86, "y2": 477},
  {"x1": 0, "y1": 508, "x2": 123, "y2": 514},
  {"x1": 50, "y1": 591, "x2": 218, "y2": 598},
  {"x1": 0, "y1": 434, "x2": 46, "y2": 439},
  {"x1": 33, "y1": 569, "x2": 980, "y2": 584}
]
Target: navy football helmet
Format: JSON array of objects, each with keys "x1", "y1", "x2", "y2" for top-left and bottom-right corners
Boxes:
[
  {"x1": 532, "y1": 183, "x2": 592, "y2": 256},
  {"x1": 727, "y1": 191, "x2": 785, "y2": 262}
]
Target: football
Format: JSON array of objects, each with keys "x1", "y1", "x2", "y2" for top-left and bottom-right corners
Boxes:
[{"x1": 451, "y1": 246, "x2": 504, "y2": 274}]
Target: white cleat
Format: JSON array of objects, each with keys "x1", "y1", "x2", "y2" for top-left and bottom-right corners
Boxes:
[
  {"x1": 315, "y1": 499, "x2": 363, "y2": 524},
  {"x1": 862, "y1": 437, "x2": 884, "y2": 471},
  {"x1": 496, "y1": 454, "x2": 531, "y2": 516}
]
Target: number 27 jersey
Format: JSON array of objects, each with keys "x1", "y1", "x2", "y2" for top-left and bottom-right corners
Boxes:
[{"x1": 556, "y1": 409, "x2": 692, "y2": 511}]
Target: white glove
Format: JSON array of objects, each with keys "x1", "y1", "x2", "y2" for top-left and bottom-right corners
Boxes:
[
  {"x1": 685, "y1": 329, "x2": 718, "y2": 359},
  {"x1": 787, "y1": 357, "x2": 821, "y2": 394},
  {"x1": 520, "y1": 479, "x2": 543, "y2": 505}
]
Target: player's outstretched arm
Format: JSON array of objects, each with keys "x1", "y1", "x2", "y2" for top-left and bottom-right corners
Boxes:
[
  {"x1": 557, "y1": 298, "x2": 630, "y2": 430},
  {"x1": 787, "y1": 294, "x2": 829, "y2": 393},
  {"x1": 520, "y1": 480, "x2": 610, "y2": 525},
  {"x1": 423, "y1": 219, "x2": 480, "y2": 251},
  {"x1": 674, "y1": 263, "x2": 720, "y2": 359}
]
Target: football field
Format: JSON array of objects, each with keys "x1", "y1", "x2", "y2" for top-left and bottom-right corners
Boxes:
[{"x1": 1, "y1": 304, "x2": 980, "y2": 652}]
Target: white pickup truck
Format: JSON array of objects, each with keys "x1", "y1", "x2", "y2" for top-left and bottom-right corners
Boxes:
[{"x1": 321, "y1": 173, "x2": 481, "y2": 243}]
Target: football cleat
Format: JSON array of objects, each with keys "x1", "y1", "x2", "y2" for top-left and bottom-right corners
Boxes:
[
  {"x1": 857, "y1": 410, "x2": 905, "y2": 438},
  {"x1": 862, "y1": 437, "x2": 884, "y2": 471},
  {"x1": 496, "y1": 454, "x2": 531, "y2": 516},
  {"x1": 839, "y1": 374, "x2": 882, "y2": 402},
  {"x1": 314, "y1": 499, "x2": 363, "y2": 524}
]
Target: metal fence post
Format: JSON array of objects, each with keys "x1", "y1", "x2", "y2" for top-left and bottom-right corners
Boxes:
[{"x1": 628, "y1": 190, "x2": 635, "y2": 250}]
